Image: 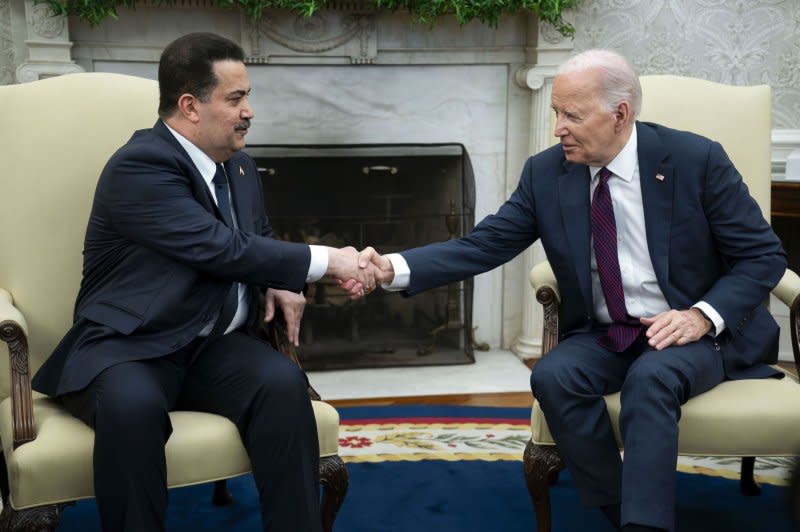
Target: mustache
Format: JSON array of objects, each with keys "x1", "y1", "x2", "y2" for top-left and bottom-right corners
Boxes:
[{"x1": 235, "y1": 119, "x2": 251, "y2": 131}]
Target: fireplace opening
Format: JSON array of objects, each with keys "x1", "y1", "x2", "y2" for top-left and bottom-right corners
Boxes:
[{"x1": 245, "y1": 144, "x2": 479, "y2": 371}]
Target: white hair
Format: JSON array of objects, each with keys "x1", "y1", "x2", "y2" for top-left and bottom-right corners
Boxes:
[{"x1": 557, "y1": 49, "x2": 642, "y2": 120}]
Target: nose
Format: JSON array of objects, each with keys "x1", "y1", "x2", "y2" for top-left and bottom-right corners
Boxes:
[
  {"x1": 242, "y1": 99, "x2": 254, "y2": 120},
  {"x1": 554, "y1": 115, "x2": 568, "y2": 138}
]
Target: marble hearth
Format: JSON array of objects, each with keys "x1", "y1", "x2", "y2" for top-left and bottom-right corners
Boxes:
[{"x1": 7, "y1": 1, "x2": 582, "y2": 358}]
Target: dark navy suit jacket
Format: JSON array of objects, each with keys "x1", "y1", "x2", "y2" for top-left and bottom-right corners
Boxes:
[
  {"x1": 400, "y1": 122, "x2": 787, "y2": 380},
  {"x1": 33, "y1": 120, "x2": 311, "y2": 397}
]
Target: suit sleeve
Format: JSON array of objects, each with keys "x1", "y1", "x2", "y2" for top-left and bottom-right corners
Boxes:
[
  {"x1": 400, "y1": 157, "x2": 540, "y2": 295},
  {"x1": 99, "y1": 147, "x2": 310, "y2": 291},
  {"x1": 699, "y1": 141, "x2": 786, "y2": 327}
]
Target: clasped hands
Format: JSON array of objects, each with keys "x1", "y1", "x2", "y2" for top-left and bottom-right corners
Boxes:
[
  {"x1": 326, "y1": 246, "x2": 394, "y2": 298},
  {"x1": 263, "y1": 246, "x2": 393, "y2": 348}
]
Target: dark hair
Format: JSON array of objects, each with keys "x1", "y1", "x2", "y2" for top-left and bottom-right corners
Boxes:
[{"x1": 158, "y1": 32, "x2": 245, "y2": 118}]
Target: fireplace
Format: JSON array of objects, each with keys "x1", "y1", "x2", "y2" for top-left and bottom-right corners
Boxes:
[{"x1": 246, "y1": 143, "x2": 478, "y2": 370}]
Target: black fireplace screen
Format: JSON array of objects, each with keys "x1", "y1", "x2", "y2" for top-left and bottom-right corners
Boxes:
[{"x1": 245, "y1": 144, "x2": 477, "y2": 370}]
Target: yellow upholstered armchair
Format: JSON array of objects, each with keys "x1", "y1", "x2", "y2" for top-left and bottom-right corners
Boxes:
[
  {"x1": 523, "y1": 75, "x2": 800, "y2": 531},
  {"x1": 0, "y1": 73, "x2": 347, "y2": 531}
]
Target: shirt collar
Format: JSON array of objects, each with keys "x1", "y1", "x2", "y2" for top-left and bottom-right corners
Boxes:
[
  {"x1": 163, "y1": 121, "x2": 218, "y2": 186},
  {"x1": 589, "y1": 123, "x2": 638, "y2": 183}
]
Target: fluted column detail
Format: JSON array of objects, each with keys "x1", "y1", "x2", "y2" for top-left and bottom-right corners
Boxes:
[{"x1": 511, "y1": 19, "x2": 573, "y2": 360}]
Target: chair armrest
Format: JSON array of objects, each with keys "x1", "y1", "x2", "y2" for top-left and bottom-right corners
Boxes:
[
  {"x1": 0, "y1": 289, "x2": 36, "y2": 448},
  {"x1": 771, "y1": 268, "x2": 800, "y2": 375},
  {"x1": 772, "y1": 268, "x2": 800, "y2": 309},
  {"x1": 529, "y1": 261, "x2": 561, "y2": 356}
]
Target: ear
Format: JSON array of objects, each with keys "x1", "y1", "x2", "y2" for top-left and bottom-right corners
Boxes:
[
  {"x1": 176, "y1": 93, "x2": 201, "y2": 124},
  {"x1": 614, "y1": 101, "x2": 632, "y2": 130}
]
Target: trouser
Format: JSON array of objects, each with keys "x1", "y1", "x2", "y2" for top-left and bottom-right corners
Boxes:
[
  {"x1": 530, "y1": 330, "x2": 724, "y2": 531},
  {"x1": 61, "y1": 331, "x2": 322, "y2": 532}
]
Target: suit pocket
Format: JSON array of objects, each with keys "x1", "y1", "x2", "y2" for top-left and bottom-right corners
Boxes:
[{"x1": 78, "y1": 301, "x2": 143, "y2": 335}]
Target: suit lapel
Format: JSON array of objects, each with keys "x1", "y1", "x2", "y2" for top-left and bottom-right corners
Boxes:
[
  {"x1": 637, "y1": 123, "x2": 674, "y2": 297},
  {"x1": 152, "y1": 120, "x2": 218, "y2": 212},
  {"x1": 224, "y1": 158, "x2": 254, "y2": 231},
  {"x1": 559, "y1": 162, "x2": 594, "y2": 312}
]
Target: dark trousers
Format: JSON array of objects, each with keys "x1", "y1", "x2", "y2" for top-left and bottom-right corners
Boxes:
[
  {"x1": 61, "y1": 331, "x2": 322, "y2": 532},
  {"x1": 530, "y1": 330, "x2": 725, "y2": 531}
]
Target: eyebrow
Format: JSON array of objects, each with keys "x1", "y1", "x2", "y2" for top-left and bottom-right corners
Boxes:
[{"x1": 227, "y1": 88, "x2": 251, "y2": 99}]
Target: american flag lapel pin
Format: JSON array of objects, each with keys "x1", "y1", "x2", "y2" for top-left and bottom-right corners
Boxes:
[
  {"x1": 239, "y1": 165, "x2": 245, "y2": 176},
  {"x1": 655, "y1": 173, "x2": 665, "y2": 181}
]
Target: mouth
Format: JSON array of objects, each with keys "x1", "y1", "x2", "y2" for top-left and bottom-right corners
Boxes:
[{"x1": 235, "y1": 120, "x2": 251, "y2": 136}]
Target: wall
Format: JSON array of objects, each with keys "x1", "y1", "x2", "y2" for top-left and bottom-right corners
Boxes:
[{"x1": 570, "y1": 0, "x2": 800, "y2": 176}]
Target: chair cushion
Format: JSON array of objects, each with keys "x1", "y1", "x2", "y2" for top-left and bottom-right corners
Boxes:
[
  {"x1": 0, "y1": 394, "x2": 340, "y2": 509},
  {"x1": 531, "y1": 370, "x2": 800, "y2": 456}
]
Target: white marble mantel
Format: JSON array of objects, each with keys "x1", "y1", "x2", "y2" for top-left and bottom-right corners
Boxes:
[{"x1": 3, "y1": 1, "x2": 577, "y2": 357}]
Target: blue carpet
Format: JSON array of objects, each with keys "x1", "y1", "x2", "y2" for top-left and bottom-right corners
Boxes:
[{"x1": 56, "y1": 406, "x2": 795, "y2": 531}]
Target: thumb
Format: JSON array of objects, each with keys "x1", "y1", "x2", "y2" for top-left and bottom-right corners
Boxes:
[
  {"x1": 264, "y1": 290, "x2": 275, "y2": 323},
  {"x1": 358, "y1": 247, "x2": 376, "y2": 268}
]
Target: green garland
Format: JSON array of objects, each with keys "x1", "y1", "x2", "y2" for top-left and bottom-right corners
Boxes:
[{"x1": 39, "y1": 0, "x2": 582, "y2": 35}]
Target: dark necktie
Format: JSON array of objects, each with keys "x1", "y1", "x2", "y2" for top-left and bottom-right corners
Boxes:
[
  {"x1": 591, "y1": 167, "x2": 641, "y2": 352},
  {"x1": 212, "y1": 164, "x2": 235, "y2": 228},
  {"x1": 209, "y1": 163, "x2": 238, "y2": 336}
]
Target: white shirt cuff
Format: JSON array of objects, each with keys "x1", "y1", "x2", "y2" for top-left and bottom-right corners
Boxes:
[
  {"x1": 384, "y1": 253, "x2": 410, "y2": 291},
  {"x1": 693, "y1": 301, "x2": 725, "y2": 336},
  {"x1": 306, "y1": 245, "x2": 328, "y2": 283}
]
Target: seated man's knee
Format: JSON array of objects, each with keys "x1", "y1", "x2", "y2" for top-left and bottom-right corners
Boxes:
[
  {"x1": 621, "y1": 359, "x2": 683, "y2": 410},
  {"x1": 530, "y1": 351, "x2": 580, "y2": 401},
  {"x1": 256, "y1": 355, "x2": 308, "y2": 400},
  {"x1": 94, "y1": 390, "x2": 171, "y2": 441}
]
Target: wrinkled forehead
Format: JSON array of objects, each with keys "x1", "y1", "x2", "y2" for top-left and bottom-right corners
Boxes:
[{"x1": 552, "y1": 70, "x2": 604, "y2": 109}]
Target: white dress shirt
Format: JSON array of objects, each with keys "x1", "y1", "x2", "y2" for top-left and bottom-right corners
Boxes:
[
  {"x1": 384, "y1": 123, "x2": 724, "y2": 335},
  {"x1": 164, "y1": 124, "x2": 327, "y2": 335}
]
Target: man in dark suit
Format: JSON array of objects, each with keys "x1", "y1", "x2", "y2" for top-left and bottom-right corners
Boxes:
[
  {"x1": 355, "y1": 49, "x2": 786, "y2": 531},
  {"x1": 32, "y1": 33, "x2": 372, "y2": 532}
]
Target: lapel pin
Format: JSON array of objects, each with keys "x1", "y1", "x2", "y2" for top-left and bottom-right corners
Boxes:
[
  {"x1": 655, "y1": 173, "x2": 665, "y2": 181},
  {"x1": 239, "y1": 165, "x2": 245, "y2": 176}
]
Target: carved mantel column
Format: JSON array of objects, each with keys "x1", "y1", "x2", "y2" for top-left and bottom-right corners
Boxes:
[
  {"x1": 15, "y1": 0, "x2": 82, "y2": 82},
  {"x1": 511, "y1": 21, "x2": 573, "y2": 360}
]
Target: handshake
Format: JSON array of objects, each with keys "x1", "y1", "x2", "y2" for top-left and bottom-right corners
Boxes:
[{"x1": 326, "y1": 246, "x2": 395, "y2": 299}]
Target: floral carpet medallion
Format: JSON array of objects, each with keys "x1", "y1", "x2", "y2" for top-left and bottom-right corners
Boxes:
[{"x1": 338, "y1": 414, "x2": 795, "y2": 486}]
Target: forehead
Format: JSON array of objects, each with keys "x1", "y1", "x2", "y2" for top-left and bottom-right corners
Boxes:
[{"x1": 551, "y1": 68, "x2": 602, "y2": 109}]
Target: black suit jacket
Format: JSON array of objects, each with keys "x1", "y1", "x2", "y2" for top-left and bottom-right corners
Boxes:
[
  {"x1": 33, "y1": 120, "x2": 311, "y2": 397},
  {"x1": 400, "y1": 122, "x2": 787, "y2": 379}
]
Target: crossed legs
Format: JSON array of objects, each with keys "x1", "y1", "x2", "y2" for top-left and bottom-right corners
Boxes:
[
  {"x1": 61, "y1": 331, "x2": 321, "y2": 532},
  {"x1": 530, "y1": 331, "x2": 724, "y2": 531}
]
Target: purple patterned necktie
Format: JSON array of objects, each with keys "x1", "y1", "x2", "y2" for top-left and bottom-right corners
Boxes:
[{"x1": 591, "y1": 167, "x2": 642, "y2": 352}]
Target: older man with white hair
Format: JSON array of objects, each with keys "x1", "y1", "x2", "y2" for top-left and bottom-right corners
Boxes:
[{"x1": 356, "y1": 49, "x2": 786, "y2": 531}]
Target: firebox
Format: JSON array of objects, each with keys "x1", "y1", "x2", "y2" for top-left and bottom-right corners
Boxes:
[{"x1": 245, "y1": 144, "x2": 479, "y2": 370}]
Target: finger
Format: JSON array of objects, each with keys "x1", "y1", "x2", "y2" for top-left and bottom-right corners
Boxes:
[
  {"x1": 340, "y1": 278, "x2": 359, "y2": 292},
  {"x1": 289, "y1": 314, "x2": 300, "y2": 346},
  {"x1": 264, "y1": 290, "x2": 275, "y2": 323}
]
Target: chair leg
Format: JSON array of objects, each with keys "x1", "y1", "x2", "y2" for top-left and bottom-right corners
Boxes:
[
  {"x1": 0, "y1": 451, "x2": 69, "y2": 532},
  {"x1": 523, "y1": 440, "x2": 565, "y2": 532},
  {"x1": 212, "y1": 479, "x2": 234, "y2": 506},
  {"x1": 740, "y1": 456, "x2": 761, "y2": 496},
  {"x1": 320, "y1": 455, "x2": 349, "y2": 532},
  {"x1": 0, "y1": 505, "x2": 63, "y2": 532}
]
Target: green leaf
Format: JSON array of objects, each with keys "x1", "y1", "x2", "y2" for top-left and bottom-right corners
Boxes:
[{"x1": 34, "y1": 0, "x2": 581, "y2": 34}]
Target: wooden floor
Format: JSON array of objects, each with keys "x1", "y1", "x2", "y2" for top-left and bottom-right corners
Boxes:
[{"x1": 327, "y1": 359, "x2": 797, "y2": 409}]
